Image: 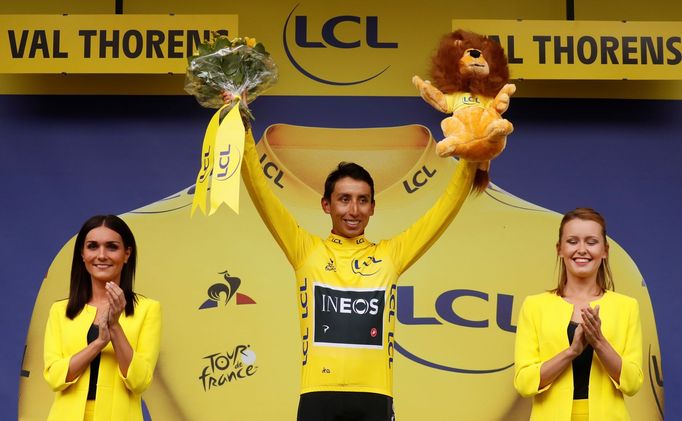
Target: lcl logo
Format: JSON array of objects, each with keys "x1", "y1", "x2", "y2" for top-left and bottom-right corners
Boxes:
[{"x1": 283, "y1": 3, "x2": 398, "y2": 85}]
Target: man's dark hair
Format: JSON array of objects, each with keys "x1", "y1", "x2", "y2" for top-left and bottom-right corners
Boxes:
[{"x1": 323, "y1": 162, "x2": 375, "y2": 202}]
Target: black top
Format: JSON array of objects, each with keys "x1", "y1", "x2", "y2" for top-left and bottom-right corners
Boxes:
[
  {"x1": 567, "y1": 321, "x2": 594, "y2": 399},
  {"x1": 86, "y1": 324, "x2": 101, "y2": 400}
]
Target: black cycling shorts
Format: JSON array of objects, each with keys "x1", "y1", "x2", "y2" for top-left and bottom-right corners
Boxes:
[{"x1": 297, "y1": 391, "x2": 395, "y2": 421}]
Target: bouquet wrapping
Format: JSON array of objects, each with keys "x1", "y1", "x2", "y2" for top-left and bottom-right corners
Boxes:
[
  {"x1": 185, "y1": 34, "x2": 278, "y2": 216},
  {"x1": 185, "y1": 35, "x2": 278, "y2": 121}
]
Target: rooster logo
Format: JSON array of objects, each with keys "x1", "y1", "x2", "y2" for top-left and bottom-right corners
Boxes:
[{"x1": 199, "y1": 270, "x2": 256, "y2": 309}]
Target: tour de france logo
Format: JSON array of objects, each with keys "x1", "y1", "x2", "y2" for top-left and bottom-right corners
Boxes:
[
  {"x1": 199, "y1": 270, "x2": 256, "y2": 309},
  {"x1": 199, "y1": 344, "x2": 258, "y2": 391}
]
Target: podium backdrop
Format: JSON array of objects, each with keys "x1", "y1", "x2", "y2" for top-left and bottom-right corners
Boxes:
[
  {"x1": 1, "y1": 0, "x2": 680, "y2": 419},
  {"x1": 3, "y1": 95, "x2": 678, "y2": 420}
]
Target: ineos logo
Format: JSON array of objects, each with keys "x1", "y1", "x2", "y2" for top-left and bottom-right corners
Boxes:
[
  {"x1": 321, "y1": 294, "x2": 380, "y2": 315},
  {"x1": 282, "y1": 3, "x2": 398, "y2": 85}
]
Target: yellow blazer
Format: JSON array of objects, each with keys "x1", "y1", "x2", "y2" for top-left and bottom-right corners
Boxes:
[
  {"x1": 44, "y1": 296, "x2": 161, "y2": 421},
  {"x1": 514, "y1": 290, "x2": 642, "y2": 421}
]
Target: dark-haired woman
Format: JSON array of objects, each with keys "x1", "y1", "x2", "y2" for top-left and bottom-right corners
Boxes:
[
  {"x1": 43, "y1": 215, "x2": 160, "y2": 421},
  {"x1": 514, "y1": 208, "x2": 642, "y2": 420}
]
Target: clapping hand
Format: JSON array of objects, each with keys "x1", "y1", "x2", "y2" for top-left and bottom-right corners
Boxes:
[
  {"x1": 106, "y1": 282, "x2": 126, "y2": 328},
  {"x1": 581, "y1": 305, "x2": 604, "y2": 347},
  {"x1": 569, "y1": 321, "x2": 588, "y2": 356},
  {"x1": 95, "y1": 304, "x2": 111, "y2": 345}
]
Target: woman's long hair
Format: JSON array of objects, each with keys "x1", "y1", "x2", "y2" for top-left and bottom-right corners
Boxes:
[
  {"x1": 66, "y1": 215, "x2": 138, "y2": 319},
  {"x1": 553, "y1": 208, "x2": 614, "y2": 297}
]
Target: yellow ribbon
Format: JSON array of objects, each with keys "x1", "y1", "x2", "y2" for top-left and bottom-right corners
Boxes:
[{"x1": 191, "y1": 98, "x2": 245, "y2": 216}]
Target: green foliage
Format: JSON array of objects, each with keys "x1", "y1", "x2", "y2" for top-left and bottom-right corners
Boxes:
[{"x1": 185, "y1": 33, "x2": 278, "y2": 114}]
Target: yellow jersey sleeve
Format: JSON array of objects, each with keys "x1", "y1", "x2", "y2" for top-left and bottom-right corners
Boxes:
[
  {"x1": 388, "y1": 159, "x2": 476, "y2": 274},
  {"x1": 241, "y1": 130, "x2": 315, "y2": 269}
]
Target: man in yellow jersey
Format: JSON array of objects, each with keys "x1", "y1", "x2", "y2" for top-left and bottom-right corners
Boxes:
[{"x1": 241, "y1": 118, "x2": 479, "y2": 420}]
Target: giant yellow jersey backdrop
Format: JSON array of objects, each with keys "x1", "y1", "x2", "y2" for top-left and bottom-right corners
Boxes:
[{"x1": 19, "y1": 124, "x2": 662, "y2": 420}]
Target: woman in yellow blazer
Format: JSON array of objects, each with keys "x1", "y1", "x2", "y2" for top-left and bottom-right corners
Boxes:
[
  {"x1": 514, "y1": 208, "x2": 642, "y2": 421},
  {"x1": 44, "y1": 215, "x2": 161, "y2": 421}
]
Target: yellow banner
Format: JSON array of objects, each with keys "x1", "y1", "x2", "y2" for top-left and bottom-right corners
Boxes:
[
  {"x1": 190, "y1": 107, "x2": 221, "y2": 216},
  {"x1": 1, "y1": 4, "x2": 681, "y2": 98},
  {"x1": 209, "y1": 101, "x2": 245, "y2": 215},
  {"x1": 0, "y1": 15, "x2": 237, "y2": 73},
  {"x1": 191, "y1": 101, "x2": 245, "y2": 216},
  {"x1": 452, "y1": 19, "x2": 682, "y2": 80}
]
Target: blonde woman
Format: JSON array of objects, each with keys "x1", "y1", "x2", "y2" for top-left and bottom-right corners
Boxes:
[{"x1": 514, "y1": 208, "x2": 642, "y2": 420}]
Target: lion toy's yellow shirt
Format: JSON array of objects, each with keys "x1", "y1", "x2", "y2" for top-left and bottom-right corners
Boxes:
[{"x1": 446, "y1": 92, "x2": 494, "y2": 113}]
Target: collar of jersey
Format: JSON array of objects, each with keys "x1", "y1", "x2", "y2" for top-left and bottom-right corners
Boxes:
[
  {"x1": 255, "y1": 124, "x2": 448, "y2": 207},
  {"x1": 325, "y1": 233, "x2": 373, "y2": 248}
]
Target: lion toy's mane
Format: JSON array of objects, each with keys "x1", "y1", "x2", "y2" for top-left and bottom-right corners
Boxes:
[
  {"x1": 414, "y1": 29, "x2": 516, "y2": 193},
  {"x1": 431, "y1": 30, "x2": 509, "y2": 97}
]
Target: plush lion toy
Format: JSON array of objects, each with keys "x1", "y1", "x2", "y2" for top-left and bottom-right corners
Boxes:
[{"x1": 413, "y1": 29, "x2": 516, "y2": 192}]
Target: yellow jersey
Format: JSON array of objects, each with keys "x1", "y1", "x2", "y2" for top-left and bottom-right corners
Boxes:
[{"x1": 241, "y1": 127, "x2": 476, "y2": 395}]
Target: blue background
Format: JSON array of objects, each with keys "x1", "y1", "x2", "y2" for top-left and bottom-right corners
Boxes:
[{"x1": 1, "y1": 95, "x2": 680, "y2": 419}]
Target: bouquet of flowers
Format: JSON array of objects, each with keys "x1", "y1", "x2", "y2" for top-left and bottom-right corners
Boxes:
[
  {"x1": 186, "y1": 33, "x2": 277, "y2": 216},
  {"x1": 185, "y1": 33, "x2": 278, "y2": 121}
]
